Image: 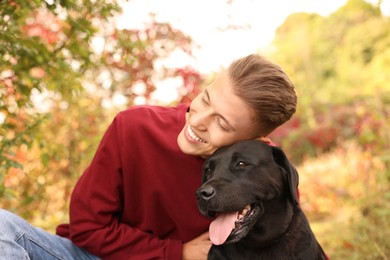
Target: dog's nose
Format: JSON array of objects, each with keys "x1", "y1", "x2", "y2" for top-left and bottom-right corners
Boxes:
[{"x1": 198, "y1": 186, "x2": 215, "y2": 200}]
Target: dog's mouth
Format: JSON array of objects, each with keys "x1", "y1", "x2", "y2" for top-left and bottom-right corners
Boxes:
[{"x1": 208, "y1": 203, "x2": 262, "y2": 245}]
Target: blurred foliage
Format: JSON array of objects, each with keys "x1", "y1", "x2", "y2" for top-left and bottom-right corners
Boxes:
[
  {"x1": 268, "y1": 0, "x2": 390, "y2": 257},
  {"x1": 269, "y1": 0, "x2": 390, "y2": 163},
  {"x1": 0, "y1": 0, "x2": 121, "y2": 201},
  {"x1": 1, "y1": 0, "x2": 390, "y2": 258},
  {"x1": 0, "y1": 0, "x2": 202, "y2": 224},
  {"x1": 298, "y1": 142, "x2": 390, "y2": 259},
  {"x1": 270, "y1": 0, "x2": 389, "y2": 126}
]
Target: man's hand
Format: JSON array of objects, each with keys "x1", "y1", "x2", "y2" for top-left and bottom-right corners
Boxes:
[{"x1": 182, "y1": 232, "x2": 212, "y2": 260}]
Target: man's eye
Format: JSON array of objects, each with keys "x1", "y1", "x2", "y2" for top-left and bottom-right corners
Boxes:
[
  {"x1": 236, "y1": 161, "x2": 248, "y2": 168},
  {"x1": 216, "y1": 118, "x2": 228, "y2": 131}
]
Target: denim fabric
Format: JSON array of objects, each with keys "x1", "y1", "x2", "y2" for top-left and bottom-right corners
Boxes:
[{"x1": 0, "y1": 209, "x2": 100, "y2": 260}]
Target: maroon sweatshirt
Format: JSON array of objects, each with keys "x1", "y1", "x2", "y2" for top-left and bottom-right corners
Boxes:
[{"x1": 56, "y1": 104, "x2": 211, "y2": 259}]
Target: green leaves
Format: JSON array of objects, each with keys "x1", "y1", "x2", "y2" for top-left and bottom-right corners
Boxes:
[
  {"x1": 0, "y1": 0, "x2": 198, "y2": 224},
  {"x1": 272, "y1": 0, "x2": 390, "y2": 122},
  {"x1": 0, "y1": 0, "x2": 121, "y2": 209}
]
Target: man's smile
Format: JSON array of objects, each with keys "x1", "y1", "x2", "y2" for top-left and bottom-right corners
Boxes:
[{"x1": 187, "y1": 125, "x2": 207, "y2": 143}]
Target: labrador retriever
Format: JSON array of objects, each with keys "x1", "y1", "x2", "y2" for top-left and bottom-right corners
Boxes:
[{"x1": 196, "y1": 140, "x2": 327, "y2": 260}]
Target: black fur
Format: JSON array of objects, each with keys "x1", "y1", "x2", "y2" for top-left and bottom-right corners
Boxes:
[{"x1": 196, "y1": 140, "x2": 327, "y2": 260}]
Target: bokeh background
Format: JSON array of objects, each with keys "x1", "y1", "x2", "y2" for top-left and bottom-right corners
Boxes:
[{"x1": 1, "y1": 0, "x2": 389, "y2": 258}]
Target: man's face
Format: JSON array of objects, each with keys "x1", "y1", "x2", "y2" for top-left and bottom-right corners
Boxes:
[{"x1": 177, "y1": 72, "x2": 262, "y2": 157}]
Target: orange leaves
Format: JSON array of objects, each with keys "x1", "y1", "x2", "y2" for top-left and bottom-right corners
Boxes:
[
  {"x1": 3, "y1": 167, "x2": 25, "y2": 188},
  {"x1": 22, "y1": 9, "x2": 61, "y2": 45},
  {"x1": 3, "y1": 144, "x2": 28, "y2": 188},
  {"x1": 299, "y1": 142, "x2": 385, "y2": 216},
  {"x1": 297, "y1": 141, "x2": 389, "y2": 257},
  {"x1": 23, "y1": 23, "x2": 59, "y2": 45},
  {"x1": 29, "y1": 67, "x2": 45, "y2": 78}
]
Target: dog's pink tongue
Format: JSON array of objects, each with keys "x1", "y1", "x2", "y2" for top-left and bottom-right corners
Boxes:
[{"x1": 209, "y1": 212, "x2": 238, "y2": 245}]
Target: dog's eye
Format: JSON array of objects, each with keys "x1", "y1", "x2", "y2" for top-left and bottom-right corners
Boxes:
[
  {"x1": 205, "y1": 167, "x2": 213, "y2": 175},
  {"x1": 236, "y1": 161, "x2": 248, "y2": 168}
]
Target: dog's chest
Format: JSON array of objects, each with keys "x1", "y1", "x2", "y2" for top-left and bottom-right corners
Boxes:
[{"x1": 208, "y1": 244, "x2": 286, "y2": 260}]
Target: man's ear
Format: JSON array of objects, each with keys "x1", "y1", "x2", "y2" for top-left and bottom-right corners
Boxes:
[
  {"x1": 255, "y1": 136, "x2": 272, "y2": 145},
  {"x1": 271, "y1": 146, "x2": 299, "y2": 206}
]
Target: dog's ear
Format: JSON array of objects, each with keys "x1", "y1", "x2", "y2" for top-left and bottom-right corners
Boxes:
[{"x1": 271, "y1": 146, "x2": 299, "y2": 206}]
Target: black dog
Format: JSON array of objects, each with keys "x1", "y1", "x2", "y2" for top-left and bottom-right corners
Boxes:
[{"x1": 196, "y1": 140, "x2": 326, "y2": 260}]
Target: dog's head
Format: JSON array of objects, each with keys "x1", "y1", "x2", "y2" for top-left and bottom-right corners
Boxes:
[{"x1": 196, "y1": 140, "x2": 299, "y2": 245}]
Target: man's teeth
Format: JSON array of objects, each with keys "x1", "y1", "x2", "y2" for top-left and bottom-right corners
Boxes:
[
  {"x1": 188, "y1": 126, "x2": 206, "y2": 143},
  {"x1": 237, "y1": 205, "x2": 251, "y2": 220}
]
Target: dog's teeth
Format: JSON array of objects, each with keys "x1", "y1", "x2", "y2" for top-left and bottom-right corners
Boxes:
[
  {"x1": 237, "y1": 205, "x2": 252, "y2": 220},
  {"x1": 242, "y1": 205, "x2": 251, "y2": 215}
]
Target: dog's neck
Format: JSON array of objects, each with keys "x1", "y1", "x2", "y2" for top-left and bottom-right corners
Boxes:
[{"x1": 243, "y1": 199, "x2": 296, "y2": 249}]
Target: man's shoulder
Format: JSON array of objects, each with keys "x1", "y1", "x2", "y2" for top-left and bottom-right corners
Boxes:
[
  {"x1": 114, "y1": 104, "x2": 189, "y2": 131},
  {"x1": 118, "y1": 104, "x2": 187, "y2": 118}
]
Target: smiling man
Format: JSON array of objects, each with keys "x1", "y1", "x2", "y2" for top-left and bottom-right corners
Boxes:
[
  {"x1": 178, "y1": 71, "x2": 262, "y2": 157},
  {"x1": 0, "y1": 54, "x2": 296, "y2": 260}
]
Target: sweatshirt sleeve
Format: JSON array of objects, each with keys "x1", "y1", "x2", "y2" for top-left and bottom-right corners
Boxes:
[{"x1": 68, "y1": 114, "x2": 183, "y2": 260}]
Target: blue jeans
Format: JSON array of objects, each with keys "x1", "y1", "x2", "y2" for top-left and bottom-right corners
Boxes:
[{"x1": 0, "y1": 209, "x2": 100, "y2": 260}]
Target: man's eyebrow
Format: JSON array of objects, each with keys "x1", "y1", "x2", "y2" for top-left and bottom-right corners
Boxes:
[
  {"x1": 205, "y1": 88, "x2": 236, "y2": 131},
  {"x1": 204, "y1": 88, "x2": 210, "y2": 101}
]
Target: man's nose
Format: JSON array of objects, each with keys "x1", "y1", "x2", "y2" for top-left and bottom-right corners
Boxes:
[{"x1": 191, "y1": 109, "x2": 212, "y2": 131}]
